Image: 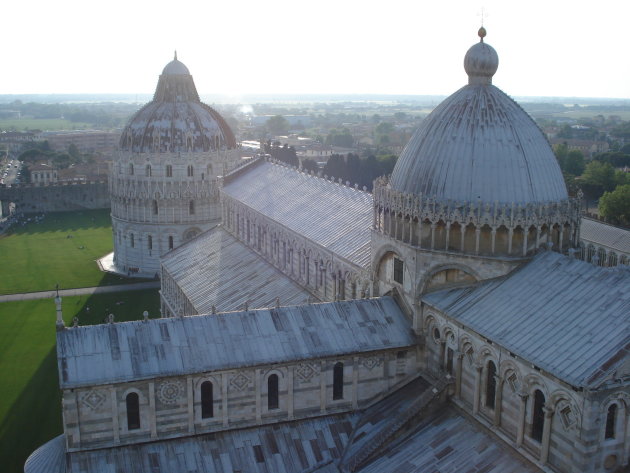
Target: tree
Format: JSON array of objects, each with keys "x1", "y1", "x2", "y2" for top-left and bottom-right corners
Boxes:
[
  {"x1": 599, "y1": 185, "x2": 630, "y2": 226},
  {"x1": 580, "y1": 161, "x2": 616, "y2": 197},
  {"x1": 301, "y1": 159, "x2": 319, "y2": 173},
  {"x1": 265, "y1": 115, "x2": 289, "y2": 135},
  {"x1": 564, "y1": 150, "x2": 585, "y2": 176}
]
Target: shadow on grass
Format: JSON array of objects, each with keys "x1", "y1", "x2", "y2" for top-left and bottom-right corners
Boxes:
[
  {"x1": 0, "y1": 348, "x2": 62, "y2": 473},
  {"x1": 5, "y1": 209, "x2": 112, "y2": 236}
]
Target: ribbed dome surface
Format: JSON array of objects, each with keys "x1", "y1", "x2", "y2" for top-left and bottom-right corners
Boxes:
[
  {"x1": 120, "y1": 56, "x2": 236, "y2": 153},
  {"x1": 390, "y1": 38, "x2": 567, "y2": 205}
]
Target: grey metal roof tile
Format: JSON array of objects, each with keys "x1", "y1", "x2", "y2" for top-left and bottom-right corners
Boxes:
[
  {"x1": 580, "y1": 218, "x2": 630, "y2": 254},
  {"x1": 57, "y1": 297, "x2": 414, "y2": 389},
  {"x1": 222, "y1": 161, "x2": 372, "y2": 268},
  {"x1": 423, "y1": 252, "x2": 630, "y2": 388}
]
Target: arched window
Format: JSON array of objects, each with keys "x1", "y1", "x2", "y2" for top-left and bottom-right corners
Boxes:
[
  {"x1": 126, "y1": 392, "x2": 140, "y2": 430},
  {"x1": 446, "y1": 347, "x2": 454, "y2": 375},
  {"x1": 166, "y1": 164, "x2": 173, "y2": 177},
  {"x1": 201, "y1": 381, "x2": 214, "y2": 419},
  {"x1": 168, "y1": 236, "x2": 174, "y2": 250},
  {"x1": 189, "y1": 200, "x2": 195, "y2": 215},
  {"x1": 129, "y1": 163, "x2": 134, "y2": 175},
  {"x1": 333, "y1": 362, "x2": 344, "y2": 400},
  {"x1": 485, "y1": 361, "x2": 497, "y2": 409},
  {"x1": 268, "y1": 374, "x2": 279, "y2": 410},
  {"x1": 605, "y1": 404, "x2": 617, "y2": 439},
  {"x1": 187, "y1": 165, "x2": 194, "y2": 177},
  {"x1": 147, "y1": 235, "x2": 152, "y2": 250},
  {"x1": 433, "y1": 327, "x2": 441, "y2": 342},
  {"x1": 130, "y1": 233, "x2": 135, "y2": 248},
  {"x1": 152, "y1": 200, "x2": 158, "y2": 215},
  {"x1": 146, "y1": 165, "x2": 151, "y2": 177},
  {"x1": 531, "y1": 389, "x2": 545, "y2": 442}
]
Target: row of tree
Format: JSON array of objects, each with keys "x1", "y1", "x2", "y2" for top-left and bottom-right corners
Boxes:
[{"x1": 322, "y1": 153, "x2": 397, "y2": 191}]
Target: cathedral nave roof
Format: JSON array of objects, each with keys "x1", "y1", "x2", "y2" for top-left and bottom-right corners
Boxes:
[
  {"x1": 222, "y1": 161, "x2": 373, "y2": 268},
  {"x1": 162, "y1": 227, "x2": 314, "y2": 314},
  {"x1": 56, "y1": 297, "x2": 414, "y2": 389}
]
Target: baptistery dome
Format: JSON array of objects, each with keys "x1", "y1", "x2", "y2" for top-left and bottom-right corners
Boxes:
[
  {"x1": 119, "y1": 53, "x2": 236, "y2": 154},
  {"x1": 390, "y1": 29, "x2": 567, "y2": 205}
]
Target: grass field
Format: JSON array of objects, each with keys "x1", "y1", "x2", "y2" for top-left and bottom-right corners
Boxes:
[
  {"x1": 0, "y1": 118, "x2": 92, "y2": 132},
  {"x1": 0, "y1": 209, "x2": 136, "y2": 294},
  {"x1": 0, "y1": 290, "x2": 161, "y2": 473}
]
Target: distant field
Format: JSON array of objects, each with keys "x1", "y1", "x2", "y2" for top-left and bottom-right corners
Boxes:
[
  {"x1": 0, "y1": 209, "x2": 133, "y2": 294},
  {"x1": 0, "y1": 290, "x2": 161, "y2": 473},
  {"x1": 0, "y1": 118, "x2": 92, "y2": 131},
  {"x1": 547, "y1": 110, "x2": 630, "y2": 121}
]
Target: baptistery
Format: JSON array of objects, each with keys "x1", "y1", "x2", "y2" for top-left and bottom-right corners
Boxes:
[{"x1": 110, "y1": 54, "x2": 240, "y2": 277}]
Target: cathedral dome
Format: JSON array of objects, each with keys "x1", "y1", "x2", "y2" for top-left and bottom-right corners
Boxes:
[
  {"x1": 120, "y1": 53, "x2": 236, "y2": 153},
  {"x1": 390, "y1": 30, "x2": 567, "y2": 205}
]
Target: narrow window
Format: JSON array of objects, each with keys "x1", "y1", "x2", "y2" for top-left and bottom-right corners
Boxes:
[
  {"x1": 605, "y1": 404, "x2": 617, "y2": 439},
  {"x1": 189, "y1": 200, "x2": 195, "y2": 215},
  {"x1": 446, "y1": 347, "x2": 454, "y2": 375},
  {"x1": 168, "y1": 236, "x2": 174, "y2": 250},
  {"x1": 268, "y1": 374, "x2": 279, "y2": 410},
  {"x1": 166, "y1": 164, "x2": 172, "y2": 177},
  {"x1": 147, "y1": 235, "x2": 152, "y2": 250},
  {"x1": 152, "y1": 200, "x2": 158, "y2": 215},
  {"x1": 531, "y1": 389, "x2": 545, "y2": 442},
  {"x1": 201, "y1": 381, "x2": 214, "y2": 418},
  {"x1": 146, "y1": 164, "x2": 151, "y2": 177},
  {"x1": 485, "y1": 361, "x2": 497, "y2": 409},
  {"x1": 393, "y1": 257, "x2": 404, "y2": 284},
  {"x1": 333, "y1": 362, "x2": 344, "y2": 400},
  {"x1": 130, "y1": 233, "x2": 135, "y2": 248},
  {"x1": 433, "y1": 327, "x2": 441, "y2": 341},
  {"x1": 187, "y1": 165, "x2": 194, "y2": 177},
  {"x1": 129, "y1": 163, "x2": 134, "y2": 175},
  {"x1": 126, "y1": 392, "x2": 140, "y2": 430}
]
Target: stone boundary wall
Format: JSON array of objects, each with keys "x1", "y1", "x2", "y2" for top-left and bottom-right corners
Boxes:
[{"x1": 0, "y1": 181, "x2": 110, "y2": 214}]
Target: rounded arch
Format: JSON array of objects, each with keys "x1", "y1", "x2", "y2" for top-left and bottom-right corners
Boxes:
[
  {"x1": 442, "y1": 324, "x2": 457, "y2": 347},
  {"x1": 523, "y1": 373, "x2": 549, "y2": 397},
  {"x1": 371, "y1": 243, "x2": 404, "y2": 272},
  {"x1": 475, "y1": 345, "x2": 497, "y2": 365},
  {"x1": 183, "y1": 227, "x2": 202, "y2": 241},
  {"x1": 418, "y1": 263, "x2": 480, "y2": 295}
]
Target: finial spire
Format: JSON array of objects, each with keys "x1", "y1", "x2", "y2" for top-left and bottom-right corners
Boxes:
[
  {"x1": 174, "y1": 50, "x2": 178, "y2": 61},
  {"x1": 478, "y1": 26, "x2": 487, "y2": 43}
]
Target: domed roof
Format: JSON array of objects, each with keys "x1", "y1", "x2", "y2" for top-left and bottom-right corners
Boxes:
[
  {"x1": 120, "y1": 53, "x2": 236, "y2": 153},
  {"x1": 390, "y1": 29, "x2": 567, "y2": 205},
  {"x1": 161, "y1": 52, "x2": 190, "y2": 75}
]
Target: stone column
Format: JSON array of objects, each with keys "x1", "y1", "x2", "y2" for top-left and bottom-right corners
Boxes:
[
  {"x1": 460, "y1": 225, "x2": 466, "y2": 252},
  {"x1": 455, "y1": 352, "x2": 464, "y2": 399},
  {"x1": 522, "y1": 231, "x2": 528, "y2": 256},
  {"x1": 320, "y1": 361, "x2": 327, "y2": 414},
  {"x1": 445, "y1": 222, "x2": 451, "y2": 251},
  {"x1": 540, "y1": 405, "x2": 554, "y2": 464},
  {"x1": 288, "y1": 366, "x2": 294, "y2": 420},
  {"x1": 508, "y1": 227, "x2": 514, "y2": 254},
  {"x1": 516, "y1": 392, "x2": 529, "y2": 447},
  {"x1": 111, "y1": 386, "x2": 119, "y2": 444},
  {"x1": 255, "y1": 369, "x2": 262, "y2": 424},
  {"x1": 352, "y1": 357, "x2": 359, "y2": 409},
  {"x1": 222, "y1": 372, "x2": 229, "y2": 427},
  {"x1": 475, "y1": 227, "x2": 481, "y2": 255},
  {"x1": 148, "y1": 382, "x2": 157, "y2": 439},
  {"x1": 491, "y1": 227, "x2": 497, "y2": 254},
  {"x1": 430, "y1": 222, "x2": 436, "y2": 250},
  {"x1": 493, "y1": 376, "x2": 504, "y2": 427},
  {"x1": 187, "y1": 376, "x2": 194, "y2": 433},
  {"x1": 473, "y1": 363, "x2": 483, "y2": 416}
]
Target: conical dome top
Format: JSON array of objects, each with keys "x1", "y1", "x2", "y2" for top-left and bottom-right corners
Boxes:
[{"x1": 119, "y1": 54, "x2": 236, "y2": 153}]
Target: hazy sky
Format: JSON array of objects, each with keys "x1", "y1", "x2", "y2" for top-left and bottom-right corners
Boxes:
[{"x1": 3, "y1": 0, "x2": 629, "y2": 98}]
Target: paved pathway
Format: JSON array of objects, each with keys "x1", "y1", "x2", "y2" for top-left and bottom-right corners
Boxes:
[{"x1": 0, "y1": 281, "x2": 161, "y2": 302}]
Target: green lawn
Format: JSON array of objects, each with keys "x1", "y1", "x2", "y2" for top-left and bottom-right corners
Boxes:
[
  {"x1": 0, "y1": 118, "x2": 92, "y2": 132},
  {"x1": 0, "y1": 290, "x2": 161, "y2": 473},
  {"x1": 0, "y1": 209, "x2": 137, "y2": 294}
]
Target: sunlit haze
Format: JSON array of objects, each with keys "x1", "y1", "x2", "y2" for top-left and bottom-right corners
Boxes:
[{"x1": 3, "y1": 0, "x2": 629, "y2": 99}]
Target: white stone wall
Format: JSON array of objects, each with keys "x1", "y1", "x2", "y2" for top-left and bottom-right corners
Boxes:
[
  {"x1": 110, "y1": 149, "x2": 239, "y2": 277},
  {"x1": 62, "y1": 348, "x2": 418, "y2": 452},
  {"x1": 419, "y1": 303, "x2": 630, "y2": 473},
  {"x1": 222, "y1": 194, "x2": 370, "y2": 303}
]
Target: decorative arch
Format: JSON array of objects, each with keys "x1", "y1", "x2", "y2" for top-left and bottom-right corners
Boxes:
[
  {"x1": 418, "y1": 263, "x2": 479, "y2": 295},
  {"x1": 183, "y1": 227, "x2": 202, "y2": 241}
]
